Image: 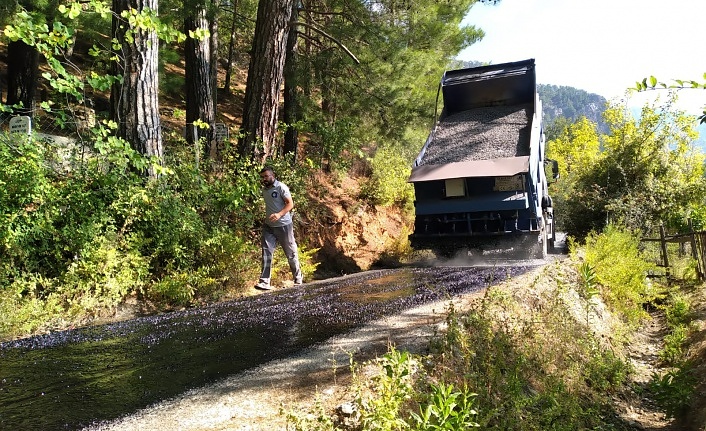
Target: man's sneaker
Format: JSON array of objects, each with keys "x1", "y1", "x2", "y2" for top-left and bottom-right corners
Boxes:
[
  {"x1": 254, "y1": 281, "x2": 273, "y2": 290},
  {"x1": 293, "y1": 280, "x2": 303, "y2": 286}
]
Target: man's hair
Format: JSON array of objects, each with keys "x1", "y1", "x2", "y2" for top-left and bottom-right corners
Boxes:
[{"x1": 260, "y1": 166, "x2": 275, "y2": 176}]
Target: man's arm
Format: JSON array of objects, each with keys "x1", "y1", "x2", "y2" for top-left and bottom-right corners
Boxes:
[{"x1": 268, "y1": 195, "x2": 294, "y2": 223}]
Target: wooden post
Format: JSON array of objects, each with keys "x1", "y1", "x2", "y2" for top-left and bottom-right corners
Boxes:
[
  {"x1": 660, "y1": 224, "x2": 670, "y2": 283},
  {"x1": 688, "y1": 219, "x2": 704, "y2": 280}
]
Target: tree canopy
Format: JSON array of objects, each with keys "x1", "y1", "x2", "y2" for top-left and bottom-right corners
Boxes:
[{"x1": 548, "y1": 94, "x2": 706, "y2": 238}]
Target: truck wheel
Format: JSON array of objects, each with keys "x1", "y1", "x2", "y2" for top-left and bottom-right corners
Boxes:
[{"x1": 532, "y1": 229, "x2": 548, "y2": 260}]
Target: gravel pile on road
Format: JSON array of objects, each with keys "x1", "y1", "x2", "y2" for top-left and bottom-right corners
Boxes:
[{"x1": 419, "y1": 104, "x2": 532, "y2": 166}]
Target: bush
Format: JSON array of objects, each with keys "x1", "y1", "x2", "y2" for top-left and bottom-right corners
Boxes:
[
  {"x1": 649, "y1": 366, "x2": 697, "y2": 418},
  {"x1": 583, "y1": 224, "x2": 659, "y2": 325},
  {"x1": 360, "y1": 145, "x2": 414, "y2": 207}
]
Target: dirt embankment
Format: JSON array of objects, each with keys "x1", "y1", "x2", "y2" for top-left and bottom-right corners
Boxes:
[{"x1": 301, "y1": 170, "x2": 409, "y2": 278}]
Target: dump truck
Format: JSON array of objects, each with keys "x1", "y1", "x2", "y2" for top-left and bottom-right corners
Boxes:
[{"x1": 408, "y1": 58, "x2": 558, "y2": 259}]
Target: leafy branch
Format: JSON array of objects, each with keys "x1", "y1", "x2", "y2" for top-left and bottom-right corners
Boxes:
[{"x1": 632, "y1": 74, "x2": 706, "y2": 124}]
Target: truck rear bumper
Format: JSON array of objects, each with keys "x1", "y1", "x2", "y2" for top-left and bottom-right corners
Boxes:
[{"x1": 412, "y1": 210, "x2": 541, "y2": 237}]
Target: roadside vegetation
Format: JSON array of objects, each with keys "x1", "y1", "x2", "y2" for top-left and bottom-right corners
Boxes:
[{"x1": 284, "y1": 227, "x2": 705, "y2": 430}]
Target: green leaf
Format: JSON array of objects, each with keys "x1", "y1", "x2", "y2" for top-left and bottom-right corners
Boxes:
[{"x1": 649, "y1": 75, "x2": 657, "y2": 87}]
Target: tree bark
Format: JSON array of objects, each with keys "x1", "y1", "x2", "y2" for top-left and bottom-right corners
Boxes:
[
  {"x1": 185, "y1": 7, "x2": 216, "y2": 157},
  {"x1": 282, "y1": 1, "x2": 299, "y2": 160},
  {"x1": 222, "y1": 0, "x2": 240, "y2": 95},
  {"x1": 237, "y1": 0, "x2": 295, "y2": 162},
  {"x1": 209, "y1": 1, "x2": 220, "y2": 160},
  {"x1": 110, "y1": 0, "x2": 164, "y2": 178},
  {"x1": 5, "y1": 40, "x2": 39, "y2": 117}
]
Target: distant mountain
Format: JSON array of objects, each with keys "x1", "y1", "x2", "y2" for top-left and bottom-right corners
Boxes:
[{"x1": 537, "y1": 84, "x2": 609, "y2": 134}]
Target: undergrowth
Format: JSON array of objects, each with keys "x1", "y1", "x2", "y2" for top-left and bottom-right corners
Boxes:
[{"x1": 0, "y1": 131, "x2": 323, "y2": 339}]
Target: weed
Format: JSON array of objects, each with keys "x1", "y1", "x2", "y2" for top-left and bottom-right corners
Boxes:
[
  {"x1": 584, "y1": 224, "x2": 659, "y2": 326},
  {"x1": 648, "y1": 366, "x2": 697, "y2": 418},
  {"x1": 354, "y1": 347, "x2": 419, "y2": 430},
  {"x1": 282, "y1": 396, "x2": 336, "y2": 431},
  {"x1": 409, "y1": 382, "x2": 479, "y2": 430}
]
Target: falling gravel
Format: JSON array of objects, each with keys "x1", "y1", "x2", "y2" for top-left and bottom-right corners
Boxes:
[{"x1": 418, "y1": 104, "x2": 532, "y2": 166}]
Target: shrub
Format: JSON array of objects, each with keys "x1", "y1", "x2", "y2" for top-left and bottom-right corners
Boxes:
[
  {"x1": 60, "y1": 232, "x2": 149, "y2": 314},
  {"x1": 360, "y1": 145, "x2": 414, "y2": 208},
  {"x1": 583, "y1": 224, "x2": 659, "y2": 325},
  {"x1": 649, "y1": 366, "x2": 697, "y2": 418}
]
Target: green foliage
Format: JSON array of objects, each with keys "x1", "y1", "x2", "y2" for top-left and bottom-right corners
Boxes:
[
  {"x1": 645, "y1": 287, "x2": 699, "y2": 419},
  {"x1": 665, "y1": 292, "x2": 692, "y2": 328},
  {"x1": 583, "y1": 225, "x2": 658, "y2": 325},
  {"x1": 546, "y1": 116, "x2": 602, "y2": 181},
  {"x1": 633, "y1": 73, "x2": 706, "y2": 124},
  {"x1": 289, "y1": 0, "x2": 483, "y2": 179},
  {"x1": 548, "y1": 96, "x2": 706, "y2": 239},
  {"x1": 0, "y1": 133, "x2": 53, "y2": 279},
  {"x1": 269, "y1": 244, "x2": 320, "y2": 286},
  {"x1": 360, "y1": 145, "x2": 414, "y2": 207},
  {"x1": 354, "y1": 348, "x2": 419, "y2": 431},
  {"x1": 282, "y1": 396, "x2": 337, "y2": 431},
  {"x1": 660, "y1": 324, "x2": 689, "y2": 366},
  {"x1": 648, "y1": 366, "x2": 697, "y2": 418},
  {"x1": 421, "y1": 284, "x2": 631, "y2": 430},
  {"x1": 409, "y1": 383, "x2": 479, "y2": 430},
  {"x1": 582, "y1": 348, "x2": 631, "y2": 392},
  {"x1": 0, "y1": 126, "x2": 284, "y2": 338},
  {"x1": 0, "y1": 275, "x2": 66, "y2": 336},
  {"x1": 656, "y1": 290, "x2": 694, "y2": 366},
  {"x1": 60, "y1": 233, "x2": 149, "y2": 313}
]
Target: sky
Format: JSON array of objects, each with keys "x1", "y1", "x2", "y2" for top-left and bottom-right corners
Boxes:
[{"x1": 458, "y1": 0, "x2": 706, "y2": 115}]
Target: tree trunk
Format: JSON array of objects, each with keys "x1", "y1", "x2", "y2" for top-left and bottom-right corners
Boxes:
[
  {"x1": 282, "y1": 1, "x2": 299, "y2": 160},
  {"x1": 185, "y1": 8, "x2": 216, "y2": 158},
  {"x1": 209, "y1": 2, "x2": 220, "y2": 160},
  {"x1": 222, "y1": 0, "x2": 240, "y2": 95},
  {"x1": 237, "y1": 0, "x2": 295, "y2": 162},
  {"x1": 110, "y1": 0, "x2": 163, "y2": 178},
  {"x1": 5, "y1": 40, "x2": 39, "y2": 117}
]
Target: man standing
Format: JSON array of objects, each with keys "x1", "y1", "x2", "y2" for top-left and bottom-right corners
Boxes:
[{"x1": 255, "y1": 166, "x2": 303, "y2": 290}]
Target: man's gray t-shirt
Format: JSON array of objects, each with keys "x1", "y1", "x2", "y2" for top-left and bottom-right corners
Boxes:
[{"x1": 262, "y1": 180, "x2": 293, "y2": 227}]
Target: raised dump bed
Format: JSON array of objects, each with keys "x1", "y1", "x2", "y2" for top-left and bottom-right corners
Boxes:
[{"x1": 408, "y1": 59, "x2": 558, "y2": 258}]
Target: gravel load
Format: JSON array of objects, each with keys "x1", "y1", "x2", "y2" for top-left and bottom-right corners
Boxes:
[{"x1": 419, "y1": 104, "x2": 532, "y2": 166}]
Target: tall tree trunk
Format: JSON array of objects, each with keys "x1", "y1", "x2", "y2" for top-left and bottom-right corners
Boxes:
[
  {"x1": 237, "y1": 0, "x2": 295, "y2": 162},
  {"x1": 5, "y1": 40, "x2": 39, "y2": 117},
  {"x1": 110, "y1": 0, "x2": 163, "y2": 178},
  {"x1": 282, "y1": 1, "x2": 299, "y2": 160},
  {"x1": 4, "y1": 0, "x2": 61, "y2": 118},
  {"x1": 209, "y1": 1, "x2": 220, "y2": 160},
  {"x1": 184, "y1": 7, "x2": 215, "y2": 156},
  {"x1": 222, "y1": 0, "x2": 239, "y2": 95}
]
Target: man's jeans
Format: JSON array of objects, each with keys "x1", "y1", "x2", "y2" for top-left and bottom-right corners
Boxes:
[{"x1": 259, "y1": 223, "x2": 303, "y2": 285}]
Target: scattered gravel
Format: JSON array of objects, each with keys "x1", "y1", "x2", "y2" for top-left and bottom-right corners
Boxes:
[
  {"x1": 84, "y1": 284, "x2": 470, "y2": 431},
  {"x1": 418, "y1": 104, "x2": 532, "y2": 165}
]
